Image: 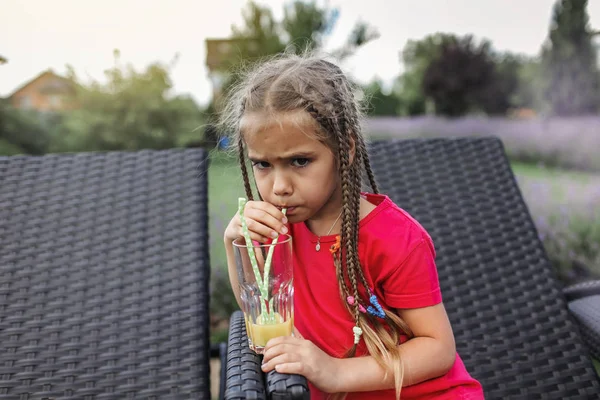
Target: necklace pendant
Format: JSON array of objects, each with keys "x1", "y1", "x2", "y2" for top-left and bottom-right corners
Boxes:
[{"x1": 315, "y1": 241, "x2": 321, "y2": 251}]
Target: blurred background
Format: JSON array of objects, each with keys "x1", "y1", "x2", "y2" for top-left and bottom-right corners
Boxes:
[{"x1": 1, "y1": 0, "x2": 599, "y2": 344}]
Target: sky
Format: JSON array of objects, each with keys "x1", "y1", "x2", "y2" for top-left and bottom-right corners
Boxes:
[{"x1": 2, "y1": 0, "x2": 600, "y2": 107}]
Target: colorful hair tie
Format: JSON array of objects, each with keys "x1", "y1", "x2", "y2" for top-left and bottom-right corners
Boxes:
[
  {"x1": 347, "y1": 296, "x2": 366, "y2": 313},
  {"x1": 329, "y1": 235, "x2": 341, "y2": 255},
  {"x1": 366, "y1": 294, "x2": 386, "y2": 319},
  {"x1": 352, "y1": 325, "x2": 363, "y2": 344}
]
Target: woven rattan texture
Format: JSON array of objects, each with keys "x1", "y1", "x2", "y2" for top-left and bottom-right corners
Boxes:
[
  {"x1": 224, "y1": 311, "x2": 266, "y2": 400},
  {"x1": 569, "y1": 296, "x2": 600, "y2": 360},
  {"x1": 368, "y1": 137, "x2": 600, "y2": 399},
  {"x1": 0, "y1": 149, "x2": 211, "y2": 399}
]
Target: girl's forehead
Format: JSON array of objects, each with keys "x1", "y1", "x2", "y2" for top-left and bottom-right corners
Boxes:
[
  {"x1": 240, "y1": 110, "x2": 322, "y2": 142},
  {"x1": 241, "y1": 111, "x2": 333, "y2": 156}
]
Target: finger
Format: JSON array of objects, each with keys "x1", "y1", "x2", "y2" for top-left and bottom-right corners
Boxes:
[
  {"x1": 262, "y1": 341, "x2": 298, "y2": 363},
  {"x1": 245, "y1": 203, "x2": 288, "y2": 234},
  {"x1": 264, "y1": 335, "x2": 302, "y2": 350},
  {"x1": 246, "y1": 200, "x2": 288, "y2": 222},
  {"x1": 244, "y1": 217, "x2": 283, "y2": 242},
  {"x1": 261, "y1": 352, "x2": 299, "y2": 372},
  {"x1": 238, "y1": 227, "x2": 271, "y2": 245},
  {"x1": 274, "y1": 362, "x2": 305, "y2": 375}
]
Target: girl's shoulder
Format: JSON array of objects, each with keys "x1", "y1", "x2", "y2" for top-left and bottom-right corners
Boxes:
[
  {"x1": 360, "y1": 193, "x2": 433, "y2": 243},
  {"x1": 359, "y1": 192, "x2": 436, "y2": 265}
]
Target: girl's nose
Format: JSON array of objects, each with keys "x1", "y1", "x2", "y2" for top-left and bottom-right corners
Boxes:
[{"x1": 273, "y1": 172, "x2": 292, "y2": 197}]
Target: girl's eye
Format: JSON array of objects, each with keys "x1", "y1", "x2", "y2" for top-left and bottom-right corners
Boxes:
[
  {"x1": 252, "y1": 161, "x2": 270, "y2": 169},
  {"x1": 292, "y1": 158, "x2": 310, "y2": 167}
]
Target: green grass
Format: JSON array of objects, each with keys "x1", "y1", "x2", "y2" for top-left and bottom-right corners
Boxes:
[
  {"x1": 511, "y1": 161, "x2": 596, "y2": 183},
  {"x1": 0, "y1": 139, "x2": 26, "y2": 156},
  {"x1": 208, "y1": 150, "x2": 244, "y2": 271}
]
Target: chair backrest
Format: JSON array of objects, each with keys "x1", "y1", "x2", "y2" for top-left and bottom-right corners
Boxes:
[
  {"x1": 368, "y1": 137, "x2": 599, "y2": 399},
  {"x1": 0, "y1": 149, "x2": 211, "y2": 399}
]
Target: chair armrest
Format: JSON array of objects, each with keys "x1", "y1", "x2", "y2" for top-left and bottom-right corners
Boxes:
[
  {"x1": 568, "y1": 295, "x2": 600, "y2": 360},
  {"x1": 224, "y1": 311, "x2": 310, "y2": 399},
  {"x1": 563, "y1": 279, "x2": 600, "y2": 302},
  {"x1": 265, "y1": 370, "x2": 310, "y2": 400},
  {"x1": 224, "y1": 311, "x2": 266, "y2": 399}
]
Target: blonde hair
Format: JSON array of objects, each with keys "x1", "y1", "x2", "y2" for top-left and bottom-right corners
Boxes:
[{"x1": 219, "y1": 52, "x2": 413, "y2": 399}]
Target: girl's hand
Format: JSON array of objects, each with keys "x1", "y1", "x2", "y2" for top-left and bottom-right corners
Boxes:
[
  {"x1": 261, "y1": 336, "x2": 342, "y2": 394},
  {"x1": 223, "y1": 200, "x2": 288, "y2": 244}
]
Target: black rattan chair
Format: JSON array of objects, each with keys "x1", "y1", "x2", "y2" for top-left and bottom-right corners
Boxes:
[
  {"x1": 224, "y1": 137, "x2": 600, "y2": 399},
  {"x1": 0, "y1": 149, "x2": 212, "y2": 399}
]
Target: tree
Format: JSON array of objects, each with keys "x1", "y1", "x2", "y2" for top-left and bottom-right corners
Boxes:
[
  {"x1": 363, "y1": 79, "x2": 401, "y2": 116},
  {"x1": 476, "y1": 52, "x2": 523, "y2": 115},
  {"x1": 396, "y1": 33, "x2": 459, "y2": 116},
  {"x1": 50, "y1": 51, "x2": 205, "y2": 153},
  {"x1": 512, "y1": 58, "x2": 547, "y2": 111},
  {"x1": 0, "y1": 98, "x2": 53, "y2": 155},
  {"x1": 282, "y1": 1, "x2": 337, "y2": 53},
  {"x1": 229, "y1": 0, "x2": 376, "y2": 61},
  {"x1": 229, "y1": 2, "x2": 286, "y2": 64},
  {"x1": 421, "y1": 35, "x2": 499, "y2": 117},
  {"x1": 214, "y1": 0, "x2": 378, "y2": 106},
  {"x1": 398, "y1": 33, "x2": 538, "y2": 116},
  {"x1": 542, "y1": 0, "x2": 599, "y2": 115},
  {"x1": 0, "y1": 55, "x2": 7, "y2": 65}
]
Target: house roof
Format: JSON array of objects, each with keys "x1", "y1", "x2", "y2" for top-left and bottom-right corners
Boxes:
[{"x1": 8, "y1": 69, "x2": 73, "y2": 98}]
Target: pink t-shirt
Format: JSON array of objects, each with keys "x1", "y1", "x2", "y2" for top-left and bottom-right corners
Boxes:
[{"x1": 289, "y1": 193, "x2": 484, "y2": 399}]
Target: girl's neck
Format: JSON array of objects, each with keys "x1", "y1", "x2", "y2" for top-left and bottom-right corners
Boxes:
[
  {"x1": 305, "y1": 209, "x2": 343, "y2": 237},
  {"x1": 305, "y1": 196, "x2": 344, "y2": 237},
  {"x1": 305, "y1": 196, "x2": 377, "y2": 236}
]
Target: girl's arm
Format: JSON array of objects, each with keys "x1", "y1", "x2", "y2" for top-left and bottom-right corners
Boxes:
[
  {"x1": 261, "y1": 302, "x2": 456, "y2": 394},
  {"x1": 333, "y1": 302, "x2": 456, "y2": 392}
]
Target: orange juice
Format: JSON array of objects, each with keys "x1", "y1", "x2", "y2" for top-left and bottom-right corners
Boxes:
[{"x1": 246, "y1": 312, "x2": 293, "y2": 353}]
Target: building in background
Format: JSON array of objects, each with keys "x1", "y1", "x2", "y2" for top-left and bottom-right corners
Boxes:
[{"x1": 7, "y1": 70, "x2": 77, "y2": 112}]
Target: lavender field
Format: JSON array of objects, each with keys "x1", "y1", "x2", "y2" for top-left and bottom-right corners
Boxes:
[{"x1": 364, "y1": 116, "x2": 600, "y2": 172}]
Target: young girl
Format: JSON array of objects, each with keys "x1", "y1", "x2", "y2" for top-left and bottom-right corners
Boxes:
[{"x1": 221, "y1": 53, "x2": 484, "y2": 399}]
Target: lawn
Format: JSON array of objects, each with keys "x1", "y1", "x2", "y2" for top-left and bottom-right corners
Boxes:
[
  {"x1": 207, "y1": 150, "x2": 245, "y2": 271},
  {"x1": 511, "y1": 161, "x2": 597, "y2": 183}
]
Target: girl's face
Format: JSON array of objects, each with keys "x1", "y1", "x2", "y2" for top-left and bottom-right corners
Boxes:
[{"x1": 241, "y1": 110, "x2": 343, "y2": 225}]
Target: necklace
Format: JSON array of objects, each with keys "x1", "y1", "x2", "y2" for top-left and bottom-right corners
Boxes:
[{"x1": 315, "y1": 211, "x2": 343, "y2": 251}]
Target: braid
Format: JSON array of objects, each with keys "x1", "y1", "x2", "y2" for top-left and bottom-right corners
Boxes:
[
  {"x1": 331, "y1": 76, "x2": 379, "y2": 300},
  {"x1": 237, "y1": 136, "x2": 254, "y2": 201},
  {"x1": 332, "y1": 113, "x2": 364, "y2": 357},
  {"x1": 341, "y1": 75, "x2": 379, "y2": 194},
  {"x1": 237, "y1": 100, "x2": 254, "y2": 201},
  {"x1": 357, "y1": 136, "x2": 379, "y2": 194}
]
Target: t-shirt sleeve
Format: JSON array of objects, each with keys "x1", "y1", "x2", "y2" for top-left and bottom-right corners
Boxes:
[{"x1": 379, "y1": 238, "x2": 442, "y2": 309}]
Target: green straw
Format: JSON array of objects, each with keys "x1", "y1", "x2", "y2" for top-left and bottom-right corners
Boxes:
[
  {"x1": 238, "y1": 198, "x2": 263, "y2": 291},
  {"x1": 238, "y1": 197, "x2": 288, "y2": 324},
  {"x1": 262, "y1": 208, "x2": 286, "y2": 323}
]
